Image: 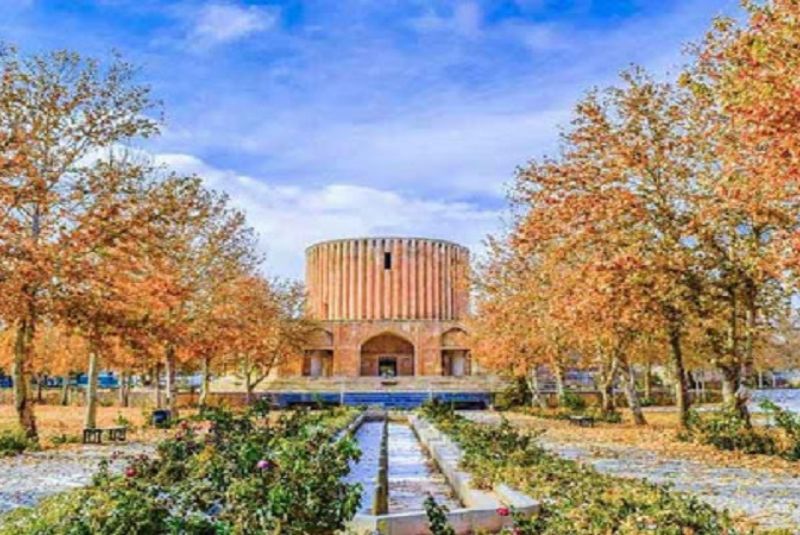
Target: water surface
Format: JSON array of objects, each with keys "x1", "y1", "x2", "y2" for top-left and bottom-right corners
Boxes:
[
  {"x1": 387, "y1": 422, "x2": 460, "y2": 512},
  {"x1": 750, "y1": 388, "x2": 800, "y2": 413},
  {"x1": 344, "y1": 419, "x2": 460, "y2": 514}
]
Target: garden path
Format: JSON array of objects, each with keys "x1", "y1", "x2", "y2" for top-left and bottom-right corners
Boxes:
[
  {"x1": 465, "y1": 411, "x2": 800, "y2": 532},
  {"x1": 0, "y1": 442, "x2": 154, "y2": 514}
]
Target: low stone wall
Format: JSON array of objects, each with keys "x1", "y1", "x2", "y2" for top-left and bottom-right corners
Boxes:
[
  {"x1": 345, "y1": 414, "x2": 538, "y2": 535},
  {"x1": 411, "y1": 415, "x2": 538, "y2": 515},
  {"x1": 0, "y1": 389, "x2": 202, "y2": 409}
]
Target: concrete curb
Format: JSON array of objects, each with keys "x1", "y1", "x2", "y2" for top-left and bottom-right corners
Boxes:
[{"x1": 344, "y1": 414, "x2": 539, "y2": 534}]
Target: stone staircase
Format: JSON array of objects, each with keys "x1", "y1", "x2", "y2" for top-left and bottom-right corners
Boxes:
[
  {"x1": 209, "y1": 375, "x2": 509, "y2": 409},
  {"x1": 211, "y1": 375, "x2": 508, "y2": 393}
]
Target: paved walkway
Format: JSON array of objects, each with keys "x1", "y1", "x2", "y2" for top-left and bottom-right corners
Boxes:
[
  {"x1": 466, "y1": 412, "x2": 800, "y2": 532},
  {"x1": 0, "y1": 443, "x2": 154, "y2": 513}
]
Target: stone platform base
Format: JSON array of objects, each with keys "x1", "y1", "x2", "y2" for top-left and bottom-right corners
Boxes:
[
  {"x1": 210, "y1": 375, "x2": 509, "y2": 409},
  {"x1": 211, "y1": 375, "x2": 508, "y2": 393},
  {"x1": 272, "y1": 391, "x2": 491, "y2": 409}
]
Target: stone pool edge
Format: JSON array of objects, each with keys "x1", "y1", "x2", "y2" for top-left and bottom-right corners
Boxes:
[{"x1": 344, "y1": 413, "x2": 538, "y2": 535}]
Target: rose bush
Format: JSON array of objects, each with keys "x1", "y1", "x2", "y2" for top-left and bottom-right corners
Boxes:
[{"x1": 0, "y1": 406, "x2": 362, "y2": 534}]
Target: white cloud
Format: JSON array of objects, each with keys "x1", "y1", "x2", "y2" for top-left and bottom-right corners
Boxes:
[
  {"x1": 154, "y1": 0, "x2": 735, "y2": 202},
  {"x1": 189, "y1": 2, "x2": 277, "y2": 47},
  {"x1": 513, "y1": 23, "x2": 571, "y2": 52},
  {"x1": 411, "y1": 2, "x2": 483, "y2": 37},
  {"x1": 161, "y1": 93, "x2": 570, "y2": 198},
  {"x1": 154, "y1": 153, "x2": 500, "y2": 279}
]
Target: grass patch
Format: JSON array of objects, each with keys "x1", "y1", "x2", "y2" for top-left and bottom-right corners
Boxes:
[{"x1": 0, "y1": 428, "x2": 33, "y2": 456}]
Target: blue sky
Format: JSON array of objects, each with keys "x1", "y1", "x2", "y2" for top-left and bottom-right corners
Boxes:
[{"x1": 2, "y1": 0, "x2": 738, "y2": 278}]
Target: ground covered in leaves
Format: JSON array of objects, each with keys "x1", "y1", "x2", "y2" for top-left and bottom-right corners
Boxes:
[
  {"x1": 0, "y1": 405, "x2": 168, "y2": 449},
  {"x1": 471, "y1": 409, "x2": 800, "y2": 532}
]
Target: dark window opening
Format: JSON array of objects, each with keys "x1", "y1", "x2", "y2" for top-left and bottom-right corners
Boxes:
[
  {"x1": 378, "y1": 357, "x2": 397, "y2": 377},
  {"x1": 384, "y1": 252, "x2": 392, "y2": 269}
]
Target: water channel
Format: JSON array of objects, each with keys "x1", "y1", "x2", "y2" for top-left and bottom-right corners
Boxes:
[{"x1": 344, "y1": 419, "x2": 460, "y2": 515}]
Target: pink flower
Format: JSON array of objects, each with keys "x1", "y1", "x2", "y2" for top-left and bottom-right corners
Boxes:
[
  {"x1": 256, "y1": 459, "x2": 272, "y2": 470},
  {"x1": 125, "y1": 467, "x2": 137, "y2": 478},
  {"x1": 496, "y1": 506, "x2": 510, "y2": 517}
]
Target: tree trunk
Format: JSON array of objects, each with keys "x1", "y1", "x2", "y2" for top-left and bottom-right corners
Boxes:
[
  {"x1": 723, "y1": 287, "x2": 751, "y2": 424},
  {"x1": 720, "y1": 364, "x2": 750, "y2": 423},
  {"x1": 617, "y1": 356, "x2": 646, "y2": 426},
  {"x1": 599, "y1": 358, "x2": 618, "y2": 415},
  {"x1": 153, "y1": 364, "x2": 163, "y2": 408},
  {"x1": 35, "y1": 375, "x2": 43, "y2": 403},
  {"x1": 199, "y1": 356, "x2": 211, "y2": 407},
  {"x1": 742, "y1": 280, "x2": 757, "y2": 389},
  {"x1": 84, "y1": 345, "x2": 100, "y2": 430},
  {"x1": 60, "y1": 377, "x2": 70, "y2": 406},
  {"x1": 526, "y1": 367, "x2": 547, "y2": 409},
  {"x1": 118, "y1": 371, "x2": 130, "y2": 407},
  {"x1": 643, "y1": 361, "x2": 652, "y2": 401},
  {"x1": 668, "y1": 325, "x2": 690, "y2": 428},
  {"x1": 165, "y1": 345, "x2": 178, "y2": 419},
  {"x1": 118, "y1": 371, "x2": 125, "y2": 406},
  {"x1": 720, "y1": 366, "x2": 737, "y2": 405},
  {"x1": 13, "y1": 320, "x2": 38, "y2": 440},
  {"x1": 244, "y1": 372, "x2": 253, "y2": 406},
  {"x1": 552, "y1": 360, "x2": 566, "y2": 402}
]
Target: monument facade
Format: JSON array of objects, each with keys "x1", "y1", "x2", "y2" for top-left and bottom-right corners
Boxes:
[{"x1": 291, "y1": 237, "x2": 472, "y2": 378}]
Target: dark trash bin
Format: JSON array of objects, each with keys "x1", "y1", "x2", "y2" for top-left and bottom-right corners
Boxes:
[{"x1": 151, "y1": 409, "x2": 172, "y2": 428}]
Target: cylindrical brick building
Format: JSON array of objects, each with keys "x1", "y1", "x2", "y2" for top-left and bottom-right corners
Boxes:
[{"x1": 296, "y1": 237, "x2": 471, "y2": 378}]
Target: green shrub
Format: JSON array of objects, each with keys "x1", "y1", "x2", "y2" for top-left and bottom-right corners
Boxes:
[
  {"x1": 639, "y1": 396, "x2": 656, "y2": 407},
  {"x1": 114, "y1": 412, "x2": 133, "y2": 430},
  {"x1": 0, "y1": 428, "x2": 32, "y2": 456},
  {"x1": 760, "y1": 399, "x2": 800, "y2": 460},
  {"x1": 493, "y1": 377, "x2": 531, "y2": 410},
  {"x1": 50, "y1": 433, "x2": 80, "y2": 447},
  {"x1": 558, "y1": 391, "x2": 587, "y2": 412},
  {"x1": 420, "y1": 401, "x2": 738, "y2": 534},
  {"x1": 691, "y1": 408, "x2": 777, "y2": 455},
  {"x1": 1, "y1": 406, "x2": 363, "y2": 535},
  {"x1": 424, "y1": 495, "x2": 455, "y2": 535}
]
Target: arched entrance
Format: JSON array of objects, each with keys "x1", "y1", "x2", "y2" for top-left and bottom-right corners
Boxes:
[
  {"x1": 303, "y1": 329, "x2": 334, "y2": 377},
  {"x1": 441, "y1": 328, "x2": 470, "y2": 376},
  {"x1": 360, "y1": 333, "x2": 415, "y2": 377}
]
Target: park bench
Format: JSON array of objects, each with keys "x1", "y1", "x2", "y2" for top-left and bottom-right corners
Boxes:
[
  {"x1": 82, "y1": 426, "x2": 127, "y2": 444},
  {"x1": 568, "y1": 415, "x2": 595, "y2": 428}
]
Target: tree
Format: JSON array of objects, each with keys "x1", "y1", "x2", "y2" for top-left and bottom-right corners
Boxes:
[
  {"x1": 146, "y1": 184, "x2": 258, "y2": 418},
  {"x1": 472, "y1": 236, "x2": 571, "y2": 408},
  {"x1": 679, "y1": 2, "x2": 800, "y2": 420},
  {"x1": 55, "y1": 163, "x2": 212, "y2": 428},
  {"x1": 0, "y1": 48, "x2": 158, "y2": 439},
  {"x1": 225, "y1": 277, "x2": 314, "y2": 404}
]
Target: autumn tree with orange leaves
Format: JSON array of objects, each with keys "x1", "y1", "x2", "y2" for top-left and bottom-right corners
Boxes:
[
  {"x1": 224, "y1": 277, "x2": 314, "y2": 404},
  {"x1": 472, "y1": 236, "x2": 572, "y2": 409},
  {"x1": 0, "y1": 45, "x2": 327, "y2": 444},
  {"x1": 476, "y1": 0, "x2": 800, "y2": 428},
  {"x1": 145, "y1": 185, "x2": 258, "y2": 418},
  {"x1": 677, "y1": 0, "x2": 800, "y2": 421},
  {"x1": 55, "y1": 164, "x2": 215, "y2": 428},
  {"x1": 0, "y1": 48, "x2": 160, "y2": 439}
]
